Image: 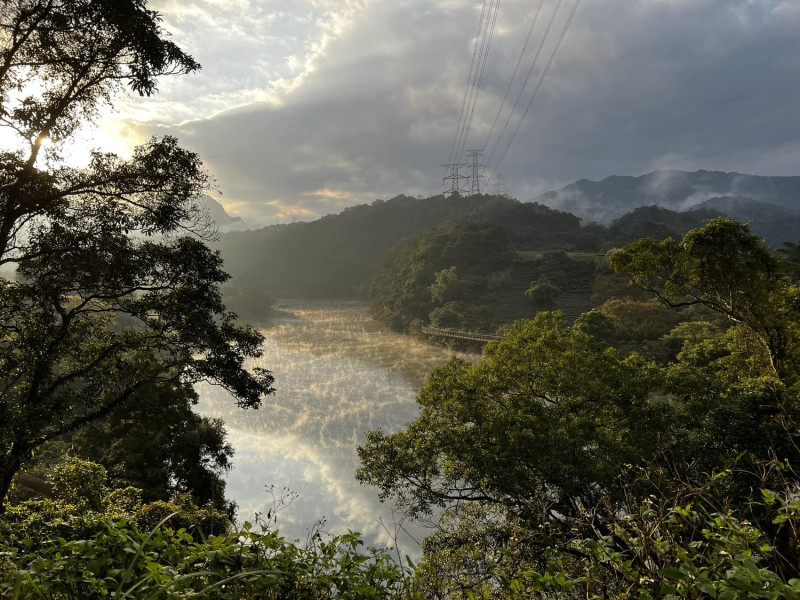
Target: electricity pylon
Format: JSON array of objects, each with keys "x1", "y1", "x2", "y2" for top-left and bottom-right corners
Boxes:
[
  {"x1": 443, "y1": 163, "x2": 469, "y2": 196},
  {"x1": 466, "y1": 149, "x2": 484, "y2": 195}
]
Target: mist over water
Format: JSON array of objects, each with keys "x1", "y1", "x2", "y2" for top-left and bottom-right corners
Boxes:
[{"x1": 196, "y1": 301, "x2": 467, "y2": 554}]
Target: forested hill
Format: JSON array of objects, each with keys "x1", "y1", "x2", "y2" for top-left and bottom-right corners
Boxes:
[
  {"x1": 216, "y1": 194, "x2": 606, "y2": 298},
  {"x1": 217, "y1": 177, "x2": 800, "y2": 301},
  {"x1": 533, "y1": 169, "x2": 800, "y2": 223}
]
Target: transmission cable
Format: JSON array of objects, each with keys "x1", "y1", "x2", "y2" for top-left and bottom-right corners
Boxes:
[
  {"x1": 448, "y1": 0, "x2": 491, "y2": 165},
  {"x1": 481, "y1": 0, "x2": 546, "y2": 153},
  {"x1": 455, "y1": 0, "x2": 502, "y2": 162},
  {"x1": 485, "y1": 0, "x2": 563, "y2": 168},
  {"x1": 490, "y1": 0, "x2": 582, "y2": 174}
]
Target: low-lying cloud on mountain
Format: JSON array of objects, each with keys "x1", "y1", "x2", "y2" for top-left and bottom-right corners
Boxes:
[
  {"x1": 108, "y1": 1, "x2": 800, "y2": 225},
  {"x1": 533, "y1": 170, "x2": 800, "y2": 223}
]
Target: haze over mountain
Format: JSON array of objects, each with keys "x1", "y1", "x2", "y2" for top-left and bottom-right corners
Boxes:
[
  {"x1": 195, "y1": 195, "x2": 247, "y2": 231},
  {"x1": 533, "y1": 170, "x2": 800, "y2": 223},
  {"x1": 217, "y1": 194, "x2": 602, "y2": 299},
  {"x1": 216, "y1": 169, "x2": 800, "y2": 301}
]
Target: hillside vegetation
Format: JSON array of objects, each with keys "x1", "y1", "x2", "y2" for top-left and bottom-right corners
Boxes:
[
  {"x1": 358, "y1": 219, "x2": 800, "y2": 598},
  {"x1": 217, "y1": 188, "x2": 800, "y2": 342},
  {"x1": 5, "y1": 1, "x2": 800, "y2": 597},
  {"x1": 216, "y1": 193, "x2": 607, "y2": 299},
  {"x1": 7, "y1": 218, "x2": 800, "y2": 599},
  {"x1": 369, "y1": 221, "x2": 598, "y2": 335}
]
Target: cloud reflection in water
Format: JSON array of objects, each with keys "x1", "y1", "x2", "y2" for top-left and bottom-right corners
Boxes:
[{"x1": 196, "y1": 302, "x2": 467, "y2": 553}]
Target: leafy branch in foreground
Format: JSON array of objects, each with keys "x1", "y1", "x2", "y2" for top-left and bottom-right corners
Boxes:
[
  {"x1": 0, "y1": 507, "x2": 406, "y2": 599},
  {"x1": 0, "y1": 0, "x2": 274, "y2": 508}
]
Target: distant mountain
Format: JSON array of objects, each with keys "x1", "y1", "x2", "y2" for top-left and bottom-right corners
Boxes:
[
  {"x1": 196, "y1": 195, "x2": 245, "y2": 231},
  {"x1": 610, "y1": 205, "x2": 721, "y2": 240},
  {"x1": 216, "y1": 194, "x2": 606, "y2": 299},
  {"x1": 692, "y1": 196, "x2": 800, "y2": 246},
  {"x1": 215, "y1": 175, "x2": 800, "y2": 301},
  {"x1": 533, "y1": 170, "x2": 800, "y2": 223},
  {"x1": 608, "y1": 200, "x2": 800, "y2": 247}
]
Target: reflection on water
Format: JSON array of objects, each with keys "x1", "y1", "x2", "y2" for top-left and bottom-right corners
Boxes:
[{"x1": 195, "y1": 301, "x2": 467, "y2": 553}]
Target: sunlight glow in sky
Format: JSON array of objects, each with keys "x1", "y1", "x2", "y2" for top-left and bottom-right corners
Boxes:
[{"x1": 83, "y1": 0, "x2": 800, "y2": 226}]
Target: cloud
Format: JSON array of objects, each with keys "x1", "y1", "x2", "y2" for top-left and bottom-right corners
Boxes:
[
  {"x1": 124, "y1": 0, "x2": 372, "y2": 125},
  {"x1": 304, "y1": 188, "x2": 353, "y2": 200},
  {"x1": 107, "y1": 0, "x2": 800, "y2": 222}
]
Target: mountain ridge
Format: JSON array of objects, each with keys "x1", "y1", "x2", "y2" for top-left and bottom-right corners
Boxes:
[
  {"x1": 216, "y1": 169, "x2": 800, "y2": 300},
  {"x1": 196, "y1": 194, "x2": 246, "y2": 231},
  {"x1": 532, "y1": 169, "x2": 800, "y2": 223}
]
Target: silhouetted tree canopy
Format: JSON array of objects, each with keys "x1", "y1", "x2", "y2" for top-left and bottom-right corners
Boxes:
[{"x1": 0, "y1": 0, "x2": 273, "y2": 509}]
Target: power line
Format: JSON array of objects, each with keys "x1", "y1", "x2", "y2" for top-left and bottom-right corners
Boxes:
[
  {"x1": 491, "y1": 0, "x2": 582, "y2": 174},
  {"x1": 455, "y1": 0, "x2": 502, "y2": 162},
  {"x1": 485, "y1": 0, "x2": 564, "y2": 168},
  {"x1": 442, "y1": 0, "x2": 581, "y2": 196},
  {"x1": 481, "y1": 0, "x2": 546, "y2": 152},
  {"x1": 448, "y1": 0, "x2": 491, "y2": 165}
]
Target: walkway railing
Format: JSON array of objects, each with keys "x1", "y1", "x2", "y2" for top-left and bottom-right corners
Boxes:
[{"x1": 421, "y1": 326, "x2": 503, "y2": 343}]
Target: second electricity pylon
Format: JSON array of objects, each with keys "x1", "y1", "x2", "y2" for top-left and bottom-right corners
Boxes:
[
  {"x1": 466, "y1": 149, "x2": 484, "y2": 195},
  {"x1": 443, "y1": 163, "x2": 469, "y2": 196},
  {"x1": 494, "y1": 174, "x2": 508, "y2": 198}
]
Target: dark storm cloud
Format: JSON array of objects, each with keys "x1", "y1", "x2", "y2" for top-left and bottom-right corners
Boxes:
[
  {"x1": 137, "y1": 0, "x2": 800, "y2": 222},
  {"x1": 521, "y1": 0, "x2": 800, "y2": 183}
]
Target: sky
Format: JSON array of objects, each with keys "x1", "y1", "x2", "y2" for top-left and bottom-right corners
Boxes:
[{"x1": 90, "y1": 0, "x2": 800, "y2": 226}]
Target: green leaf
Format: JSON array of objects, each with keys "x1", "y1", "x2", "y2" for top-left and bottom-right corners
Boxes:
[{"x1": 660, "y1": 567, "x2": 686, "y2": 581}]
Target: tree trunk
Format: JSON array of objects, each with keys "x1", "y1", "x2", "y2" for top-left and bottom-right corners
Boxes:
[{"x1": 0, "y1": 449, "x2": 24, "y2": 514}]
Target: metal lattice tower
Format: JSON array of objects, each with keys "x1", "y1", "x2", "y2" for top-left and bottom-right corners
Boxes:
[
  {"x1": 494, "y1": 174, "x2": 508, "y2": 198},
  {"x1": 466, "y1": 149, "x2": 484, "y2": 195},
  {"x1": 442, "y1": 163, "x2": 469, "y2": 196}
]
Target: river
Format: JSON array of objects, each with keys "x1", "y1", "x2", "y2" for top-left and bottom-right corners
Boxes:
[{"x1": 195, "y1": 301, "x2": 468, "y2": 555}]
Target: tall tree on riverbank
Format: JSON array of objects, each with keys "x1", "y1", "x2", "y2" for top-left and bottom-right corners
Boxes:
[{"x1": 0, "y1": 0, "x2": 274, "y2": 508}]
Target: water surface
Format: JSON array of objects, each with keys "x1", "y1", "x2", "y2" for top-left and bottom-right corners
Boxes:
[{"x1": 196, "y1": 301, "x2": 466, "y2": 553}]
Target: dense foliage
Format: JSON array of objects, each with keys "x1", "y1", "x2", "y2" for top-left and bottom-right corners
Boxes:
[
  {"x1": 66, "y1": 382, "x2": 234, "y2": 513},
  {"x1": 0, "y1": 0, "x2": 273, "y2": 507},
  {"x1": 365, "y1": 203, "x2": 760, "y2": 340},
  {"x1": 0, "y1": 488, "x2": 406, "y2": 599},
  {"x1": 358, "y1": 219, "x2": 800, "y2": 597},
  {"x1": 368, "y1": 220, "x2": 607, "y2": 338},
  {"x1": 3, "y1": 2, "x2": 800, "y2": 597},
  {"x1": 369, "y1": 221, "x2": 515, "y2": 333},
  {"x1": 218, "y1": 193, "x2": 612, "y2": 300},
  {"x1": 10, "y1": 367, "x2": 239, "y2": 518}
]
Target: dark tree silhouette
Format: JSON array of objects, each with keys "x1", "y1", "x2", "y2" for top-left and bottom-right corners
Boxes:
[{"x1": 0, "y1": 0, "x2": 274, "y2": 508}]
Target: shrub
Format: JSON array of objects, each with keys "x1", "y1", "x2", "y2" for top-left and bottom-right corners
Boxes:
[{"x1": 0, "y1": 515, "x2": 409, "y2": 599}]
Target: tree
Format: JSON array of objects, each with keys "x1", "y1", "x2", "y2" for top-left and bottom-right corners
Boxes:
[
  {"x1": 524, "y1": 276, "x2": 561, "y2": 307},
  {"x1": 357, "y1": 313, "x2": 668, "y2": 521},
  {"x1": 69, "y1": 381, "x2": 235, "y2": 513},
  {"x1": 598, "y1": 298, "x2": 680, "y2": 341},
  {"x1": 356, "y1": 314, "x2": 682, "y2": 594},
  {"x1": 0, "y1": 0, "x2": 274, "y2": 508},
  {"x1": 368, "y1": 220, "x2": 514, "y2": 333},
  {"x1": 609, "y1": 218, "x2": 800, "y2": 427},
  {"x1": 430, "y1": 266, "x2": 460, "y2": 305},
  {"x1": 358, "y1": 220, "x2": 800, "y2": 591}
]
